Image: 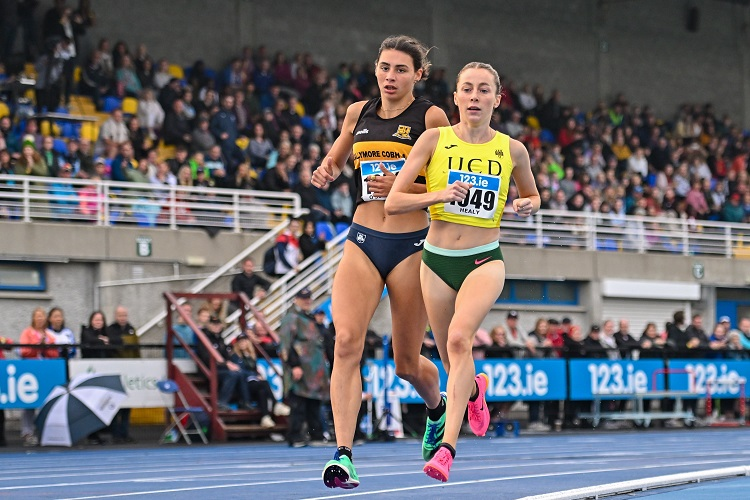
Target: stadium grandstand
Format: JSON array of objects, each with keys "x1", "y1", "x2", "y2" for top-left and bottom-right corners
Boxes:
[{"x1": 0, "y1": 1, "x2": 749, "y2": 489}]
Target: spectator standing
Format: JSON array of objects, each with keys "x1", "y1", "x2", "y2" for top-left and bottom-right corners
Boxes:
[
  {"x1": 169, "y1": 303, "x2": 195, "y2": 359},
  {"x1": 600, "y1": 320, "x2": 621, "y2": 360},
  {"x1": 210, "y1": 92, "x2": 239, "y2": 162},
  {"x1": 136, "y1": 88, "x2": 165, "y2": 139},
  {"x1": 230, "y1": 258, "x2": 271, "y2": 309},
  {"x1": 0, "y1": 333, "x2": 12, "y2": 447},
  {"x1": 19, "y1": 307, "x2": 59, "y2": 446},
  {"x1": 46, "y1": 306, "x2": 76, "y2": 358},
  {"x1": 272, "y1": 218, "x2": 302, "y2": 276},
  {"x1": 106, "y1": 306, "x2": 139, "y2": 443},
  {"x1": 505, "y1": 310, "x2": 534, "y2": 358},
  {"x1": 614, "y1": 319, "x2": 640, "y2": 359},
  {"x1": 278, "y1": 288, "x2": 331, "y2": 447}
]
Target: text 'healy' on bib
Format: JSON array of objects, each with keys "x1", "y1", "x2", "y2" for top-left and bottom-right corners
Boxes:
[
  {"x1": 360, "y1": 159, "x2": 405, "y2": 201},
  {"x1": 443, "y1": 170, "x2": 501, "y2": 219}
]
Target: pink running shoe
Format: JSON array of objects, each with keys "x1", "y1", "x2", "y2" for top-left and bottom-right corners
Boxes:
[
  {"x1": 467, "y1": 373, "x2": 490, "y2": 436},
  {"x1": 423, "y1": 446, "x2": 453, "y2": 482}
]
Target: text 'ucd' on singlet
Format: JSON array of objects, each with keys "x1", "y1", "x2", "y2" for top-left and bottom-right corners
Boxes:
[
  {"x1": 351, "y1": 96, "x2": 432, "y2": 205},
  {"x1": 425, "y1": 126, "x2": 514, "y2": 228}
]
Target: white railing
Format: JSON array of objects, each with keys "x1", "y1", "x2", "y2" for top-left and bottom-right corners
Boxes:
[
  {"x1": 0, "y1": 174, "x2": 302, "y2": 232},
  {"x1": 499, "y1": 209, "x2": 750, "y2": 258}
]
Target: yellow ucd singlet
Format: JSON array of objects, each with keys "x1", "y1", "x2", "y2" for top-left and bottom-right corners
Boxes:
[{"x1": 426, "y1": 126, "x2": 514, "y2": 228}]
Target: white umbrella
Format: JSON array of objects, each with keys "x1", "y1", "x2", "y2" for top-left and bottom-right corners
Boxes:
[{"x1": 35, "y1": 373, "x2": 128, "y2": 447}]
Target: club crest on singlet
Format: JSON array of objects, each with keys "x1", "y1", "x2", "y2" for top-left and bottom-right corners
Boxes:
[{"x1": 392, "y1": 125, "x2": 412, "y2": 140}]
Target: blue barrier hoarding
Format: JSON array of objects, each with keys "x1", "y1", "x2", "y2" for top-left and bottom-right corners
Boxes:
[
  {"x1": 569, "y1": 360, "x2": 665, "y2": 400},
  {"x1": 0, "y1": 360, "x2": 67, "y2": 409},
  {"x1": 667, "y1": 359, "x2": 750, "y2": 399},
  {"x1": 257, "y1": 359, "x2": 284, "y2": 401},
  {"x1": 363, "y1": 358, "x2": 567, "y2": 403}
]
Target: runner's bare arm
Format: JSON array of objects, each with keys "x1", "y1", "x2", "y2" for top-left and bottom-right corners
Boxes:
[
  {"x1": 509, "y1": 138, "x2": 541, "y2": 217},
  {"x1": 312, "y1": 100, "x2": 366, "y2": 189}
]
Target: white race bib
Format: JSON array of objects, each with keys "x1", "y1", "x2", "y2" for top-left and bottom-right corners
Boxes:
[
  {"x1": 443, "y1": 170, "x2": 501, "y2": 219},
  {"x1": 360, "y1": 159, "x2": 405, "y2": 201}
]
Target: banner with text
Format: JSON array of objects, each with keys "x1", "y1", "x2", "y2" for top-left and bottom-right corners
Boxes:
[
  {"x1": 0, "y1": 360, "x2": 67, "y2": 409},
  {"x1": 667, "y1": 359, "x2": 750, "y2": 399},
  {"x1": 569, "y1": 359, "x2": 665, "y2": 400},
  {"x1": 363, "y1": 359, "x2": 567, "y2": 403}
]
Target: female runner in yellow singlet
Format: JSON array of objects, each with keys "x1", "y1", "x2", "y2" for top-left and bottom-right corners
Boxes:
[{"x1": 385, "y1": 62, "x2": 540, "y2": 482}]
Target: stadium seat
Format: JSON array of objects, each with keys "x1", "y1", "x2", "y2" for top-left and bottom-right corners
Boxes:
[
  {"x1": 315, "y1": 221, "x2": 335, "y2": 241},
  {"x1": 300, "y1": 116, "x2": 315, "y2": 130},
  {"x1": 53, "y1": 138, "x2": 67, "y2": 154},
  {"x1": 80, "y1": 122, "x2": 99, "y2": 142},
  {"x1": 526, "y1": 116, "x2": 541, "y2": 130},
  {"x1": 539, "y1": 129, "x2": 555, "y2": 144},
  {"x1": 103, "y1": 96, "x2": 122, "y2": 113},
  {"x1": 334, "y1": 222, "x2": 349, "y2": 235},
  {"x1": 73, "y1": 66, "x2": 81, "y2": 84},
  {"x1": 168, "y1": 64, "x2": 185, "y2": 80},
  {"x1": 122, "y1": 97, "x2": 138, "y2": 116},
  {"x1": 0, "y1": 102, "x2": 9, "y2": 119},
  {"x1": 596, "y1": 238, "x2": 619, "y2": 252},
  {"x1": 235, "y1": 136, "x2": 249, "y2": 150}
]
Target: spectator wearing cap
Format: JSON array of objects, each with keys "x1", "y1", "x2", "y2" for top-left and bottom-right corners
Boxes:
[
  {"x1": 505, "y1": 311, "x2": 534, "y2": 358},
  {"x1": 15, "y1": 140, "x2": 48, "y2": 177},
  {"x1": 722, "y1": 193, "x2": 744, "y2": 223},
  {"x1": 583, "y1": 324, "x2": 607, "y2": 359},
  {"x1": 48, "y1": 162, "x2": 78, "y2": 215},
  {"x1": 278, "y1": 287, "x2": 330, "y2": 446},
  {"x1": 195, "y1": 315, "x2": 252, "y2": 411},
  {"x1": 614, "y1": 319, "x2": 640, "y2": 359}
]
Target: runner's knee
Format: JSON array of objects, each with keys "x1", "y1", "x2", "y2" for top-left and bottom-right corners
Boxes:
[
  {"x1": 333, "y1": 329, "x2": 365, "y2": 362},
  {"x1": 446, "y1": 333, "x2": 472, "y2": 358}
]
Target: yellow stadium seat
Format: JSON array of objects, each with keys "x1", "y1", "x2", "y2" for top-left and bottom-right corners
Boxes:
[
  {"x1": 0, "y1": 102, "x2": 9, "y2": 119},
  {"x1": 24, "y1": 63, "x2": 37, "y2": 78},
  {"x1": 167, "y1": 64, "x2": 184, "y2": 80},
  {"x1": 80, "y1": 122, "x2": 99, "y2": 142},
  {"x1": 235, "y1": 136, "x2": 249, "y2": 150},
  {"x1": 73, "y1": 66, "x2": 82, "y2": 83},
  {"x1": 157, "y1": 140, "x2": 176, "y2": 161},
  {"x1": 122, "y1": 97, "x2": 138, "y2": 115},
  {"x1": 526, "y1": 116, "x2": 541, "y2": 130}
]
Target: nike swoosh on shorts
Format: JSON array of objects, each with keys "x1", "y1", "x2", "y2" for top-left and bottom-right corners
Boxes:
[{"x1": 474, "y1": 256, "x2": 491, "y2": 265}]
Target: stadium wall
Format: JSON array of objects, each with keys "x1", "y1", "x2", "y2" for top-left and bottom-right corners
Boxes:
[{"x1": 58, "y1": 0, "x2": 750, "y2": 126}]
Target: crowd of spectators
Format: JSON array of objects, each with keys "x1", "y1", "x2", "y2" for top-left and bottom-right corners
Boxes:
[
  {"x1": 0, "y1": 303, "x2": 139, "y2": 446},
  {"x1": 2, "y1": 5, "x2": 749, "y2": 228}
]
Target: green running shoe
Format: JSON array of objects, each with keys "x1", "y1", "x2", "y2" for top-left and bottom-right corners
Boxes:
[
  {"x1": 422, "y1": 393, "x2": 447, "y2": 461},
  {"x1": 323, "y1": 452, "x2": 360, "y2": 489}
]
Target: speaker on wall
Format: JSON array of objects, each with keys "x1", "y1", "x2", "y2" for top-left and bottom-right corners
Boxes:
[{"x1": 687, "y1": 6, "x2": 699, "y2": 32}]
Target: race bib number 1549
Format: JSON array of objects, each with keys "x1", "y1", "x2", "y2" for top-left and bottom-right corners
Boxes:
[{"x1": 444, "y1": 170, "x2": 500, "y2": 219}]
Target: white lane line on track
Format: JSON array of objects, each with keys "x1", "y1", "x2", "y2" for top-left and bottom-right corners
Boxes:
[
  {"x1": 517, "y1": 465, "x2": 750, "y2": 500},
  {"x1": 3, "y1": 450, "x2": 750, "y2": 489},
  {"x1": 52, "y1": 458, "x2": 750, "y2": 499}
]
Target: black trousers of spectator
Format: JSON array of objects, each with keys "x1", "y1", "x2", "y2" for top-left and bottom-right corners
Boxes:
[
  {"x1": 109, "y1": 408, "x2": 131, "y2": 439},
  {"x1": 287, "y1": 392, "x2": 323, "y2": 444},
  {"x1": 0, "y1": 409, "x2": 6, "y2": 446},
  {"x1": 248, "y1": 379, "x2": 274, "y2": 416},
  {"x1": 218, "y1": 367, "x2": 249, "y2": 406}
]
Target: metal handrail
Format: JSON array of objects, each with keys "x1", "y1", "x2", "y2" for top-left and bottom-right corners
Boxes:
[
  {"x1": 0, "y1": 174, "x2": 303, "y2": 232},
  {"x1": 223, "y1": 228, "x2": 349, "y2": 335}
]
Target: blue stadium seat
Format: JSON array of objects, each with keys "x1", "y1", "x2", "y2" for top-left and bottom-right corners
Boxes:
[
  {"x1": 53, "y1": 138, "x2": 68, "y2": 154},
  {"x1": 315, "y1": 221, "x2": 335, "y2": 241},
  {"x1": 103, "y1": 96, "x2": 123, "y2": 113},
  {"x1": 334, "y1": 222, "x2": 349, "y2": 235},
  {"x1": 539, "y1": 129, "x2": 555, "y2": 143},
  {"x1": 596, "y1": 239, "x2": 618, "y2": 251},
  {"x1": 300, "y1": 116, "x2": 315, "y2": 130}
]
